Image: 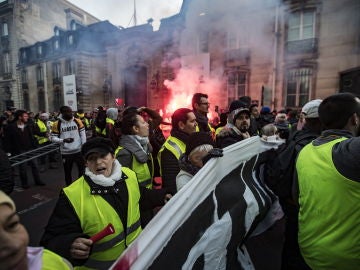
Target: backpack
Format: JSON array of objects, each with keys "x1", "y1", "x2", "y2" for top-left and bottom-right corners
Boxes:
[
  {"x1": 265, "y1": 130, "x2": 318, "y2": 200},
  {"x1": 53, "y1": 118, "x2": 83, "y2": 135}
]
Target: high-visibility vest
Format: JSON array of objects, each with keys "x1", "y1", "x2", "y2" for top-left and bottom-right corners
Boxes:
[
  {"x1": 63, "y1": 167, "x2": 142, "y2": 270},
  {"x1": 34, "y1": 120, "x2": 49, "y2": 145},
  {"x1": 157, "y1": 136, "x2": 186, "y2": 176},
  {"x1": 196, "y1": 123, "x2": 215, "y2": 139},
  {"x1": 96, "y1": 118, "x2": 115, "y2": 136},
  {"x1": 296, "y1": 137, "x2": 360, "y2": 269},
  {"x1": 115, "y1": 146, "x2": 154, "y2": 189},
  {"x1": 42, "y1": 248, "x2": 72, "y2": 269}
]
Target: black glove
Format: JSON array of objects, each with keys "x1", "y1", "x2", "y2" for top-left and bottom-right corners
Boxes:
[
  {"x1": 63, "y1": 138, "x2": 74, "y2": 143},
  {"x1": 202, "y1": 148, "x2": 223, "y2": 165}
]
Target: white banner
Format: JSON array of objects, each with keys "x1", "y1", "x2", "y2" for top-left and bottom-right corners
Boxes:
[
  {"x1": 111, "y1": 137, "x2": 283, "y2": 270},
  {"x1": 62, "y1": 75, "x2": 77, "y2": 111}
]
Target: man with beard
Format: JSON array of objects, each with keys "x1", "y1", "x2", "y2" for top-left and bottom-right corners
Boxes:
[
  {"x1": 192, "y1": 93, "x2": 214, "y2": 136},
  {"x1": 295, "y1": 93, "x2": 360, "y2": 269},
  {"x1": 216, "y1": 107, "x2": 252, "y2": 148},
  {"x1": 51, "y1": 106, "x2": 86, "y2": 186},
  {"x1": 158, "y1": 108, "x2": 197, "y2": 194}
]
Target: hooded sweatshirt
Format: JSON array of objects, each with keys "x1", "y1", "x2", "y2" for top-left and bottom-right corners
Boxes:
[{"x1": 50, "y1": 115, "x2": 86, "y2": 155}]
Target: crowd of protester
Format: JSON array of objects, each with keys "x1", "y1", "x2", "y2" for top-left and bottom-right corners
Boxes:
[{"x1": 0, "y1": 91, "x2": 359, "y2": 269}]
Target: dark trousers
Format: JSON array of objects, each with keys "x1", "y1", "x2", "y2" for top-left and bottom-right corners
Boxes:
[
  {"x1": 280, "y1": 199, "x2": 311, "y2": 270},
  {"x1": 62, "y1": 152, "x2": 85, "y2": 186},
  {"x1": 39, "y1": 141, "x2": 57, "y2": 165},
  {"x1": 19, "y1": 159, "x2": 42, "y2": 187}
]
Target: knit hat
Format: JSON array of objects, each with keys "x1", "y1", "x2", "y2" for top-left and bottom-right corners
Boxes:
[
  {"x1": 40, "y1": 113, "x2": 49, "y2": 119},
  {"x1": 232, "y1": 107, "x2": 251, "y2": 124},
  {"x1": 185, "y1": 132, "x2": 214, "y2": 156},
  {"x1": 260, "y1": 106, "x2": 271, "y2": 114},
  {"x1": 301, "y1": 99, "x2": 322, "y2": 118},
  {"x1": 0, "y1": 190, "x2": 16, "y2": 211},
  {"x1": 81, "y1": 137, "x2": 116, "y2": 159},
  {"x1": 106, "y1": 108, "x2": 118, "y2": 120},
  {"x1": 229, "y1": 100, "x2": 247, "y2": 113}
]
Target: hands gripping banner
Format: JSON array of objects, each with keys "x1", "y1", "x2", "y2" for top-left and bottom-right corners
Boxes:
[{"x1": 111, "y1": 136, "x2": 283, "y2": 270}]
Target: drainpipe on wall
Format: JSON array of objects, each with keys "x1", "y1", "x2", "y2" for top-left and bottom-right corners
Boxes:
[
  {"x1": 43, "y1": 62, "x2": 49, "y2": 112},
  {"x1": 272, "y1": 4, "x2": 280, "y2": 110}
]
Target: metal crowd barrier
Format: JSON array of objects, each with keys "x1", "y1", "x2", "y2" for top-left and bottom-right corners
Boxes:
[{"x1": 9, "y1": 143, "x2": 60, "y2": 167}]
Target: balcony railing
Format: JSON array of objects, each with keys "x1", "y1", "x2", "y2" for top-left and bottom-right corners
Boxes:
[
  {"x1": 224, "y1": 48, "x2": 250, "y2": 64},
  {"x1": 286, "y1": 38, "x2": 318, "y2": 54},
  {"x1": 37, "y1": 80, "x2": 44, "y2": 87},
  {"x1": 53, "y1": 77, "x2": 62, "y2": 85}
]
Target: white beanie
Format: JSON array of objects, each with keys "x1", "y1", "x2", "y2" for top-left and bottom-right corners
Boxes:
[{"x1": 301, "y1": 99, "x2": 322, "y2": 118}]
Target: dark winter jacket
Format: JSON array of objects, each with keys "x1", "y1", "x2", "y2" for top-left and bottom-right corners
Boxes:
[
  {"x1": 3, "y1": 122, "x2": 38, "y2": 154},
  {"x1": 0, "y1": 147, "x2": 13, "y2": 194}
]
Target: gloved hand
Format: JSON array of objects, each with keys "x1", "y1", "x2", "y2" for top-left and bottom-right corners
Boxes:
[
  {"x1": 202, "y1": 148, "x2": 223, "y2": 165},
  {"x1": 63, "y1": 138, "x2": 74, "y2": 143}
]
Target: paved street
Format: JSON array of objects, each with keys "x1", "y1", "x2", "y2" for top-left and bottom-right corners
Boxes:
[{"x1": 9, "y1": 158, "x2": 69, "y2": 246}]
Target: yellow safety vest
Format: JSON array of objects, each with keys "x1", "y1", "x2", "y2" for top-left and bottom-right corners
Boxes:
[
  {"x1": 95, "y1": 118, "x2": 114, "y2": 136},
  {"x1": 115, "y1": 146, "x2": 154, "y2": 189},
  {"x1": 42, "y1": 248, "x2": 72, "y2": 269},
  {"x1": 195, "y1": 123, "x2": 215, "y2": 139},
  {"x1": 157, "y1": 136, "x2": 186, "y2": 176},
  {"x1": 34, "y1": 120, "x2": 49, "y2": 145},
  {"x1": 296, "y1": 137, "x2": 360, "y2": 269},
  {"x1": 63, "y1": 167, "x2": 142, "y2": 270}
]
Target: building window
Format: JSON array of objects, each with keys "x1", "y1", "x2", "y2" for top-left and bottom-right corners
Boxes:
[
  {"x1": 3, "y1": 52, "x2": 10, "y2": 74},
  {"x1": 54, "y1": 28, "x2": 60, "y2": 36},
  {"x1": 288, "y1": 10, "x2": 315, "y2": 41},
  {"x1": 37, "y1": 45, "x2": 43, "y2": 57},
  {"x1": 68, "y1": 34, "x2": 73, "y2": 45},
  {"x1": 54, "y1": 39, "x2": 60, "y2": 50},
  {"x1": 20, "y1": 49, "x2": 27, "y2": 63},
  {"x1": 53, "y1": 62, "x2": 61, "y2": 79},
  {"x1": 70, "y1": 20, "x2": 76, "y2": 31},
  {"x1": 227, "y1": 31, "x2": 237, "y2": 50},
  {"x1": 53, "y1": 86, "x2": 62, "y2": 111},
  {"x1": 36, "y1": 66, "x2": 44, "y2": 82},
  {"x1": 38, "y1": 89, "x2": 45, "y2": 111},
  {"x1": 21, "y1": 69, "x2": 27, "y2": 83},
  {"x1": 198, "y1": 31, "x2": 209, "y2": 53},
  {"x1": 65, "y1": 59, "x2": 75, "y2": 75},
  {"x1": 2, "y1": 22, "x2": 8, "y2": 37},
  {"x1": 286, "y1": 68, "x2": 312, "y2": 107},
  {"x1": 227, "y1": 70, "x2": 248, "y2": 105},
  {"x1": 23, "y1": 90, "x2": 30, "y2": 111}
]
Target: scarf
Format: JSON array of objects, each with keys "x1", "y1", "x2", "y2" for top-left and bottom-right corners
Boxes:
[
  {"x1": 178, "y1": 154, "x2": 201, "y2": 176},
  {"x1": 85, "y1": 159, "x2": 122, "y2": 187},
  {"x1": 120, "y1": 135, "x2": 152, "y2": 163}
]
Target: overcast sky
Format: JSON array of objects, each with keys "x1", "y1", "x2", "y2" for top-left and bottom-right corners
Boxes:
[{"x1": 67, "y1": 0, "x2": 183, "y2": 30}]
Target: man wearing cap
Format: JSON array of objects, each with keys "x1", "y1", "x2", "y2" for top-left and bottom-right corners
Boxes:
[
  {"x1": 279, "y1": 99, "x2": 323, "y2": 270},
  {"x1": 216, "y1": 106, "x2": 252, "y2": 148},
  {"x1": 295, "y1": 93, "x2": 360, "y2": 269},
  {"x1": 41, "y1": 137, "x2": 171, "y2": 269}
]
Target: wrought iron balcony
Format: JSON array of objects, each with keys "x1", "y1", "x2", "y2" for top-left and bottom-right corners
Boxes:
[{"x1": 286, "y1": 38, "x2": 318, "y2": 54}]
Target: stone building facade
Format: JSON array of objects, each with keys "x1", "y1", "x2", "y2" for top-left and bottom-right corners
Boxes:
[
  {"x1": 17, "y1": 0, "x2": 360, "y2": 113},
  {"x1": 0, "y1": 0, "x2": 99, "y2": 112}
]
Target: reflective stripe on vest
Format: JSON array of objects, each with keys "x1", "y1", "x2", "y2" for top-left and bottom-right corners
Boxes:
[
  {"x1": 157, "y1": 136, "x2": 186, "y2": 176},
  {"x1": 115, "y1": 146, "x2": 154, "y2": 189},
  {"x1": 63, "y1": 167, "x2": 142, "y2": 270},
  {"x1": 34, "y1": 120, "x2": 49, "y2": 145},
  {"x1": 296, "y1": 137, "x2": 360, "y2": 269}
]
